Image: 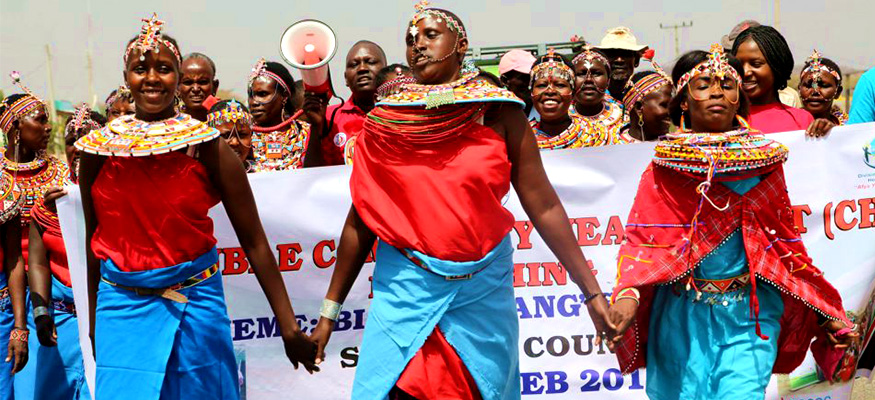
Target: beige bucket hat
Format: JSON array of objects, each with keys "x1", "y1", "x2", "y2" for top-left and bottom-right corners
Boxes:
[{"x1": 596, "y1": 27, "x2": 648, "y2": 52}]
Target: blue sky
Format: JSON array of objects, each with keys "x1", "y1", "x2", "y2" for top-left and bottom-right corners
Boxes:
[{"x1": 2, "y1": 0, "x2": 872, "y2": 104}]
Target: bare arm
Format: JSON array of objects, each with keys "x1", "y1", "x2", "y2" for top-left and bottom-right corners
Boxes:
[
  {"x1": 310, "y1": 205, "x2": 376, "y2": 363},
  {"x1": 496, "y1": 104, "x2": 615, "y2": 339},
  {"x1": 4, "y1": 217, "x2": 27, "y2": 371},
  {"x1": 198, "y1": 138, "x2": 317, "y2": 371},
  {"x1": 499, "y1": 105, "x2": 602, "y2": 297},
  {"x1": 323, "y1": 206, "x2": 376, "y2": 305},
  {"x1": 27, "y1": 220, "x2": 57, "y2": 347}
]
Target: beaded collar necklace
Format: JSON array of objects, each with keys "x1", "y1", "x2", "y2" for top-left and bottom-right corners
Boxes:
[
  {"x1": 2, "y1": 155, "x2": 70, "y2": 226},
  {"x1": 572, "y1": 95, "x2": 625, "y2": 128},
  {"x1": 0, "y1": 172, "x2": 22, "y2": 225},
  {"x1": 402, "y1": 69, "x2": 479, "y2": 109},
  {"x1": 75, "y1": 114, "x2": 220, "y2": 157},
  {"x1": 376, "y1": 68, "x2": 417, "y2": 101},
  {"x1": 532, "y1": 115, "x2": 607, "y2": 150},
  {"x1": 250, "y1": 122, "x2": 310, "y2": 171}
]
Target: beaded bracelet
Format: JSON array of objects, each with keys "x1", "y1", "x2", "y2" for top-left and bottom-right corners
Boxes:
[
  {"x1": 583, "y1": 292, "x2": 604, "y2": 304},
  {"x1": 9, "y1": 328, "x2": 28, "y2": 343},
  {"x1": 616, "y1": 288, "x2": 641, "y2": 305}
]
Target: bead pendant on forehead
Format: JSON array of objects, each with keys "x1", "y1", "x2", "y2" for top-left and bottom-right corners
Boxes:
[
  {"x1": 409, "y1": 25, "x2": 419, "y2": 37},
  {"x1": 584, "y1": 60, "x2": 593, "y2": 69}
]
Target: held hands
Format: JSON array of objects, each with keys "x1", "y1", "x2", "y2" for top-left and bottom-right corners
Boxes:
[
  {"x1": 606, "y1": 298, "x2": 639, "y2": 352},
  {"x1": 822, "y1": 319, "x2": 861, "y2": 349},
  {"x1": 585, "y1": 294, "x2": 617, "y2": 348},
  {"x1": 283, "y1": 326, "x2": 320, "y2": 374},
  {"x1": 309, "y1": 317, "x2": 335, "y2": 366}
]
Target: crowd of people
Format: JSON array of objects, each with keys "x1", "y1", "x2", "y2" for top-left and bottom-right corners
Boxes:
[{"x1": 0, "y1": 1, "x2": 869, "y2": 399}]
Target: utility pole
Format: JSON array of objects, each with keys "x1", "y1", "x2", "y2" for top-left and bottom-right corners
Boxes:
[
  {"x1": 660, "y1": 21, "x2": 693, "y2": 59},
  {"x1": 86, "y1": 0, "x2": 97, "y2": 108},
  {"x1": 775, "y1": 0, "x2": 781, "y2": 30},
  {"x1": 44, "y1": 45, "x2": 62, "y2": 154},
  {"x1": 44, "y1": 45, "x2": 57, "y2": 125}
]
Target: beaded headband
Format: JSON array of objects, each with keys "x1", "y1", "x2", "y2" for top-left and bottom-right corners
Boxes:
[
  {"x1": 801, "y1": 49, "x2": 841, "y2": 84},
  {"x1": 105, "y1": 85, "x2": 133, "y2": 109},
  {"x1": 675, "y1": 43, "x2": 741, "y2": 91},
  {"x1": 571, "y1": 46, "x2": 610, "y2": 72},
  {"x1": 622, "y1": 54, "x2": 673, "y2": 110},
  {"x1": 65, "y1": 104, "x2": 101, "y2": 138},
  {"x1": 530, "y1": 49, "x2": 575, "y2": 90},
  {"x1": 248, "y1": 58, "x2": 292, "y2": 96},
  {"x1": 0, "y1": 71, "x2": 47, "y2": 134},
  {"x1": 123, "y1": 13, "x2": 181, "y2": 64},
  {"x1": 409, "y1": 0, "x2": 467, "y2": 40},
  {"x1": 376, "y1": 68, "x2": 417, "y2": 100},
  {"x1": 206, "y1": 100, "x2": 252, "y2": 127}
]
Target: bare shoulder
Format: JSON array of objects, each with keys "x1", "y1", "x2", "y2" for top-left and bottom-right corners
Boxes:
[{"x1": 484, "y1": 103, "x2": 529, "y2": 140}]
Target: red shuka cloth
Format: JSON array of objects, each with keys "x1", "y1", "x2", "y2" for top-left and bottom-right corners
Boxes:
[
  {"x1": 350, "y1": 105, "x2": 515, "y2": 262},
  {"x1": 396, "y1": 328, "x2": 482, "y2": 400},
  {"x1": 613, "y1": 164, "x2": 850, "y2": 376},
  {"x1": 31, "y1": 199, "x2": 71, "y2": 287},
  {"x1": 91, "y1": 152, "x2": 220, "y2": 271}
]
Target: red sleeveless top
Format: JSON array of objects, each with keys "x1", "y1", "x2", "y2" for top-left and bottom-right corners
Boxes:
[
  {"x1": 351, "y1": 104, "x2": 514, "y2": 262},
  {"x1": 32, "y1": 199, "x2": 72, "y2": 286},
  {"x1": 91, "y1": 152, "x2": 220, "y2": 271}
]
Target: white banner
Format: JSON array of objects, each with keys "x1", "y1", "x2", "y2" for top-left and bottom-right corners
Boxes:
[{"x1": 58, "y1": 123, "x2": 875, "y2": 399}]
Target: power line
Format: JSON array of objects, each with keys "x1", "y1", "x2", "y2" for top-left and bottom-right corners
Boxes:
[{"x1": 659, "y1": 21, "x2": 693, "y2": 60}]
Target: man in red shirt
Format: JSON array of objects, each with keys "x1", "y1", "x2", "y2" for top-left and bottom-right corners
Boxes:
[{"x1": 321, "y1": 40, "x2": 387, "y2": 165}]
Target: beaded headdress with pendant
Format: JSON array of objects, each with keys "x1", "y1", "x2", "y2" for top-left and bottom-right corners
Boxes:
[
  {"x1": 800, "y1": 49, "x2": 841, "y2": 85},
  {"x1": 676, "y1": 44, "x2": 741, "y2": 91},
  {"x1": 622, "y1": 51, "x2": 673, "y2": 111},
  {"x1": 529, "y1": 48, "x2": 575, "y2": 90},
  {"x1": 0, "y1": 72, "x2": 47, "y2": 135},
  {"x1": 123, "y1": 13, "x2": 181, "y2": 64}
]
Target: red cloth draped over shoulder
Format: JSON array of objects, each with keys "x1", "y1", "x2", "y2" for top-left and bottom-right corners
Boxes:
[
  {"x1": 351, "y1": 104, "x2": 514, "y2": 262},
  {"x1": 612, "y1": 163, "x2": 849, "y2": 376},
  {"x1": 31, "y1": 199, "x2": 72, "y2": 287},
  {"x1": 91, "y1": 152, "x2": 220, "y2": 271}
]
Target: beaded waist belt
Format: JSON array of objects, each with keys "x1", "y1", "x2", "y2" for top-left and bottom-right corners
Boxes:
[
  {"x1": 52, "y1": 299, "x2": 76, "y2": 316},
  {"x1": 101, "y1": 263, "x2": 220, "y2": 303},
  {"x1": 691, "y1": 273, "x2": 750, "y2": 294},
  {"x1": 400, "y1": 249, "x2": 487, "y2": 281}
]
